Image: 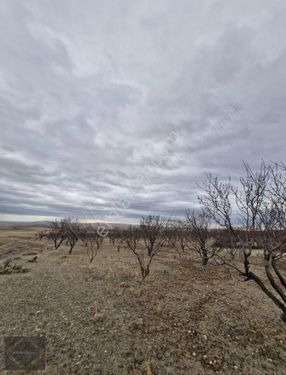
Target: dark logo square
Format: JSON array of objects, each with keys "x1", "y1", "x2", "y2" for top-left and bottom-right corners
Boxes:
[{"x1": 4, "y1": 336, "x2": 46, "y2": 370}]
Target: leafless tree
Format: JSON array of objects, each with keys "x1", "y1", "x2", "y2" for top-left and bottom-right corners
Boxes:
[
  {"x1": 124, "y1": 226, "x2": 151, "y2": 279},
  {"x1": 125, "y1": 216, "x2": 169, "y2": 279},
  {"x1": 199, "y1": 161, "x2": 286, "y2": 321},
  {"x1": 43, "y1": 218, "x2": 81, "y2": 254},
  {"x1": 186, "y1": 209, "x2": 220, "y2": 265},
  {"x1": 81, "y1": 225, "x2": 104, "y2": 263},
  {"x1": 140, "y1": 215, "x2": 169, "y2": 256},
  {"x1": 45, "y1": 219, "x2": 66, "y2": 249},
  {"x1": 174, "y1": 220, "x2": 191, "y2": 253},
  {"x1": 108, "y1": 230, "x2": 117, "y2": 246},
  {"x1": 108, "y1": 227, "x2": 126, "y2": 252},
  {"x1": 62, "y1": 218, "x2": 81, "y2": 254},
  {"x1": 165, "y1": 221, "x2": 178, "y2": 248}
]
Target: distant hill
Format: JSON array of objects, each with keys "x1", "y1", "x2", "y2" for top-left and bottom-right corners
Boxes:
[
  {"x1": 0, "y1": 221, "x2": 135, "y2": 229},
  {"x1": 0, "y1": 221, "x2": 50, "y2": 226}
]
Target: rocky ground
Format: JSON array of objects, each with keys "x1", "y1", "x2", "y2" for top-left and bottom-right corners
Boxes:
[{"x1": 0, "y1": 226, "x2": 286, "y2": 374}]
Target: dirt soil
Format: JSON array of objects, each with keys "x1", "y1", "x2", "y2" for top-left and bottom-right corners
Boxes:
[{"x1": 0, "y1": 226, "x2": 286, "y2": 374}]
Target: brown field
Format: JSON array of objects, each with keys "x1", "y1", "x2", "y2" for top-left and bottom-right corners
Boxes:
[{"x1": 0, "y1": 226, "x2": 286, "y2": 374}]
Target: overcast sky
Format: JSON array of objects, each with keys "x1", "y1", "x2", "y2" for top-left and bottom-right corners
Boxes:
[{"x1": 0, "y1": 0, "x2": 285, "y2": 223}]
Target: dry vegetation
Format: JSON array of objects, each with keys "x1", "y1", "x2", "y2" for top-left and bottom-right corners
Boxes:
[
  {"x1": 0, "y1": 161, "x2": 286, "y2": 374},
  {"x1": 0, "y1": 225, "x2": 286, "y2": 374}
]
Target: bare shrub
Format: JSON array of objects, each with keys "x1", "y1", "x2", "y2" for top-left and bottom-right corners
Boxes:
[{"x1": 0, "y1": 259, "x2": 29, "y2": 275}]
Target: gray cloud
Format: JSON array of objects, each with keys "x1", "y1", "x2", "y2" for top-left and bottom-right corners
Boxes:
[{"x1": 0, "y1": 0, "x2": 286, "y2": 222}]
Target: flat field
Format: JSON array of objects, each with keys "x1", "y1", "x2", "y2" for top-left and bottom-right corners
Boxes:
[{"x1": 0, "y1": 226, "x2": 285, "y2": 374}]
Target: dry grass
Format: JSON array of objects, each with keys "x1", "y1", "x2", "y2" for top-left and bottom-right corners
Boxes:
[{"x1": 0, "y1": 226, "x2": 286, "y2": 374}]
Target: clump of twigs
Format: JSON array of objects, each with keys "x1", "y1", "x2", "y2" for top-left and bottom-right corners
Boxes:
[{"x1": 0, "y1": 259, "x2": 29, "y2": 275}]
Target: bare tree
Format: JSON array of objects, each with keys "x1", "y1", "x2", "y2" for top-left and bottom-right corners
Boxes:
[
  {"x1": 174, "y1": 220, "x2": 191, "y2": 254},
  {"x1": 199, "y1": 161, "x2": 286, "y2": 321},
  {"x1": 81, "y1": 225, "x2": 104, "y2": 263},
  {"x1": 62, "y1": 218, "x2": 81, "y2": 254},
  {"x1": 140, "y1": 215, "x2": 169, "y2": 256},
  {"x1": 124, "y1": 226, "x2": 151, "y2": 279},
  {"x1": 45, "y1": 220, "x2": 66, "y2": 249},
  {"x1": 165, "y1": 221, "x2": 178, "y2": 248},
  {"x1": 125, "y1": 216, "x2": 169, "y2": 279},
  {"x1": 108, "y1": 227, "x2": 126, "y2": 252},
  {"x1": 43, "y1": 218, "x2": 81, "y2": 254},
  {"x1": 186, "y1": 209, "x2": 220, "y2": 265}
]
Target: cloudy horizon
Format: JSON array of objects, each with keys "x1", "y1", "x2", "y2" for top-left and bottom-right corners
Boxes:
[{"x1": 0, "y1": 0, "x2": 285, "y2": 223}]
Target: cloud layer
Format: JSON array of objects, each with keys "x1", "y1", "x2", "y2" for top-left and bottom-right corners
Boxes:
[{"x1": 0, "y1": 0, "x2": 286, "y2": 222}]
